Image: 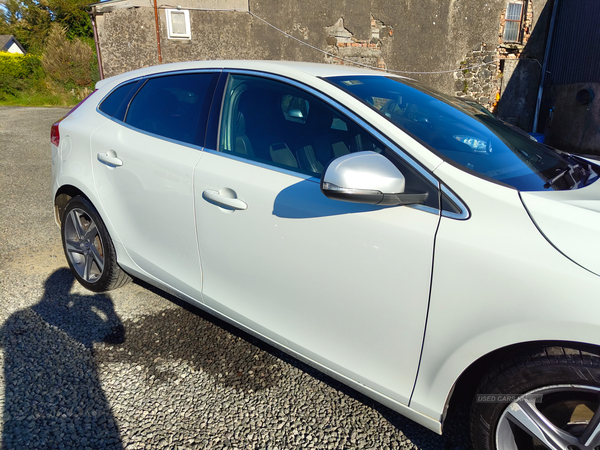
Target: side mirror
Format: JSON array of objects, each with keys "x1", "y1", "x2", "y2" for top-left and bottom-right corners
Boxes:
[{"x1": 320, "y1": 151, "x2": 428, "y2": 206}]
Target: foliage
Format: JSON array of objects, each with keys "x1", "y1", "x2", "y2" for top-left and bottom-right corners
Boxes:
[
  {"x1": 1, "y1": 0, "x2": 92, "y2": 53},
  {"x1": 50, "y1": 0, "x2": 93, "y2": 41},
  {"x1": 0, "y1": 31, "x2": 96, "y2": 105},
  {"x1": 0, "y1": 52, "x2": 43, "y2": 99},
  {"x1": 0, "y1": 85, "x2": 81, "y2": 106},
  {"x1": 0, "y1": 51, "x2": 42, "y2": 78},
  {"x1": 0, "y1": 0, "x2": 97, "y2": 106},
  {"x1": 1, "y1": 0, "x2": 52, "y2": 53},
  {"x1": 42, "y1": 23, "x2": 93, "y2": 87}
]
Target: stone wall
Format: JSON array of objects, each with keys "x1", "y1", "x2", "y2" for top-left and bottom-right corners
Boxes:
[
  {"x1": 453, "y1": 43, "x2": 499, "y2": 110},
  {"x1": 94, "y1": 0, "x2": 510, "y2": 91},
  {"x1": 450, "y1": 0, "x2": 552, "y2": 128}
]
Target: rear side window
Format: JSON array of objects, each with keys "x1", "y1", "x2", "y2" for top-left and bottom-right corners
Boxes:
[
  {"x1": 98, "y1": 80, "x2": 143, "y2": 122},
  {"x1": 125, "y1": 72, "x2": 218, "y2": 146}
]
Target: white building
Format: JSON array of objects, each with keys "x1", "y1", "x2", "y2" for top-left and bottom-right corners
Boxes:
[{"x1": 0, "y1": 35, "x2": 26, "y2": 54}]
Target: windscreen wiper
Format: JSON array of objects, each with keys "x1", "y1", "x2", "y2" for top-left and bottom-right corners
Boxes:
[
  {"x1": 543, "y1": 161, "x2": 590, "y2": 189},
  {"x1": 567, "y1": 154, "x2": 600, "y2": 186},
  {"x1": 543, "y1": 167, "x2": 575, "y2": 189}
]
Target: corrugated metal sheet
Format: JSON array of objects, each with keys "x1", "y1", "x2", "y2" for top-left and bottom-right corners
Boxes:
[{"x1": 545, "y1": 0, "x2": 600, "y2": 85}]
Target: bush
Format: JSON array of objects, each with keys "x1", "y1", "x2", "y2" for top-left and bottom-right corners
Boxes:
[
  {"x1": 0, "y1": 52, "x2": 43, "y2": 78},
  {"x1": 0, "y1": 52, "x2": 43, "y2": 99},
  {"x1": 42, "y1": 23, "x2": 94, "y2": 87},
  {"x1": 0, "y1": 23, "x2": 97, "y2": 105}
]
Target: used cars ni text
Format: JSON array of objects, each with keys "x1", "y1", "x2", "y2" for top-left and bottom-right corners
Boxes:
[{"x1": 51, "y1": 60, "x2": 600, "y2": 450}]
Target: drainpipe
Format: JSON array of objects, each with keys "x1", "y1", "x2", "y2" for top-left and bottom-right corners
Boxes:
[
  {"x1": 89, "y1": 9, "x2": 104, "y2": 80},
  {"x1": 153, "y1": 0, "x2": 163, "y2": 63},
  {"x1": 532, "y1": 0, "x2": 559, "y2": 133}
]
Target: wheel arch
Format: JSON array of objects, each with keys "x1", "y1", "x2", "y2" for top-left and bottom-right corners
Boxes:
[
  {"x1": 441, "y1": 340, "x2": 600, "y2": 430},
  {"x1": 54, "y1": 184, "x2": 90, "y2": 226}
]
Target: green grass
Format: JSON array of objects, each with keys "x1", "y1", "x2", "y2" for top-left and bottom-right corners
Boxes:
[{"x1": 0, "y1": 89, "x2": 79, "y2": 107}]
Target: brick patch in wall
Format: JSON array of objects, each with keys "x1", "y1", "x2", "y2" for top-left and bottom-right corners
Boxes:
[{"x1": 324, "y1": 16, "x2": 392, "y2": 70}]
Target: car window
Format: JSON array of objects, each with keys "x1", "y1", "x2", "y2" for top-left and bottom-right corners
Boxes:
[
  {"x1": 98, "y1": 80, "x2": 143, "y2": 122},
  {"x1": 327, "y1": 75, "x2": 599, "y2": 191},
  {"x1": 218, "y1": 74, "x2": 440, "y2": 210},
  {"x1": 218, "y1": 74, "x2": 389, "y2": 176},
  {"x1": 124, "y1": 72, "x2": 218, "y2": 146}
]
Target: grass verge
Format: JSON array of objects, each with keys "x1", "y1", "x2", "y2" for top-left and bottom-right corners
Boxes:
[{"x1": 0, "y1": 89, "x2": 79, "y2": 107}]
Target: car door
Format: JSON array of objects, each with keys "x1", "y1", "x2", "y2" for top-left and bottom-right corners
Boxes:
[
  {"x1": 193, "y1": 72, "x2": 441, "y2": 404},
  {"x1": 91, "y1": 71, "x2": 218, "y2": 298}
]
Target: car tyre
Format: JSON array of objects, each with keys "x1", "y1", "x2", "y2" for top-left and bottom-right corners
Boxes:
[
  {"x1": 471, "y1": 346, "x2": 600, "y2": 450},
  {"x1": 61, "y1": 196, "x2": 130, "y2": 292}
]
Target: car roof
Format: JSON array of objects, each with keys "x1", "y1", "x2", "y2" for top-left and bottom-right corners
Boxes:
[{"x1": 95, "y1": 60, "x2": 398, "y2": 90}]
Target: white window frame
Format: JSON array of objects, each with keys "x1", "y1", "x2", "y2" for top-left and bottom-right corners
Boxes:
[{"x1": 166, "y1": 9, "x2": 191, "y2": 40}]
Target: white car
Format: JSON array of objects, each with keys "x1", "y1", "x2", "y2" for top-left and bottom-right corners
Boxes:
[{"x1": 51, "y1": 60, "x2": 600, "y2": 450}]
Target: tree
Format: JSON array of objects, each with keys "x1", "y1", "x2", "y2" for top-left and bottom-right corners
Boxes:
[
  {"x1": 42, "y1": 22, "x2": 93, "y2": 86},
  {"x1": 1, "y1": 0, "x2": 52, "y2": 53},
  {"x1": 48, "y1": 0, "x2": 92, "y2": 41},
  {"x1": 0, "y1": 0, "x2": 92, "y2": 52}
]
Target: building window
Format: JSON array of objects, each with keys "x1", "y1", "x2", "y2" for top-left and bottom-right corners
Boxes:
[
  {"x1": 166, "y1": 9, "x2": 191, "y2": 40},
  {"x1": 503, "y1": 1, "x2": 524, "y2": 42}
]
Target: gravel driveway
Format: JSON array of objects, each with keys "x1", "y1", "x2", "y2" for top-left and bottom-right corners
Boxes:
[{"x1": 0, "y1": 106, "x2": 470, "y2": 449}]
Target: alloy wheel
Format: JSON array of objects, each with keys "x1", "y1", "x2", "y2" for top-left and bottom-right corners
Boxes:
[
  {"x1": 496, "y1": 385, "x2": 600, "y2": 450},
  {"x1": 63, "y1": 208, "x2": 105, "y2": 283}
]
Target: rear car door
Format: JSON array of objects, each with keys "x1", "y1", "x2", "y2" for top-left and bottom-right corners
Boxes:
[
  {"x1": 193, "y1": 72, "x2": 442, "y2": 404},
  {"x1": 91, "y1": 71, "x2": 219, "y2": 297}
]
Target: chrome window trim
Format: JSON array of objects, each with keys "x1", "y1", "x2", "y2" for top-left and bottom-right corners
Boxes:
[
  {"x1": 96, "y1": 78, "x2": 145, "y2": 122},
  {"x1": 95, "y1": 67, "x2": 469, "y2": 219},
  {"x1": 203, "y1": 148, "x2": 317, "y2": 181},
  {"x1": 412, "y1": 202, "x2": 442, "y2": 216},
  {"x1": 203, "y1": 148, "x2": 441, "y2": 216},
  {"x1": 97, "y1": 119, "x2": 207, "y2": 153},
  {"x1": 221, "y1": 70, "x2": 438, "y2": 183}
]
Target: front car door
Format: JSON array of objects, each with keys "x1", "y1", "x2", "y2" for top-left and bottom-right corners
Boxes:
[{"x1": 193, "y1": 72, "x2": 441, "y2": 404}]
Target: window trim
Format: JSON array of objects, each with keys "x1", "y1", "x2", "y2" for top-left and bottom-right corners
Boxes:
[
  {"x1": 97, "y1": 79, "x2": 145, "y2": 122},
  {"x1": 166, "y1": 9, "x2": 191, "y2": 40}
]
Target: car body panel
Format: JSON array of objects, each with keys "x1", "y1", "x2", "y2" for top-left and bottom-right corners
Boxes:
[
  {"x1": 194, "y1": 149, "x2": 440, "y2": 405},
  {"x1": 520, "y1": 180, "x2": 600, "y2": 277},
  {"x1": 411, "y1": 161, "x2": 600, "y2": 420}
]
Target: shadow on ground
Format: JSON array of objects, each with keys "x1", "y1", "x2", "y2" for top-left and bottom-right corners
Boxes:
[
  {"x1": 0, "y1": 268, "x2": 124, "y2": 449},
  {"x1": 109, "y1": 278, "x2": 473, "y2": 450}
]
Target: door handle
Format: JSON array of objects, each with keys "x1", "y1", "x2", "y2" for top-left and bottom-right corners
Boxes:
[
  {"x1": 203, "y1": 188, "x2": 247, "y2": 211},
  {"x1": 97, "y1": 150, "x2": 123, "y2": 167}
]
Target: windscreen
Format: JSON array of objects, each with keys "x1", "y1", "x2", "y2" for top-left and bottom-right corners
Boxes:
[{"x1": 326, "y1": 75, "x2": 598, "y2": 191}]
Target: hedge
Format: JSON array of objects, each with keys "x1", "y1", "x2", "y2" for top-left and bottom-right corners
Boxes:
[
  {"x1": 0, "y1": 52, "x2": 43, "y2": 79},
  {"x1": 0, "y1": 52, "x2": 44, "y2": 99}
]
